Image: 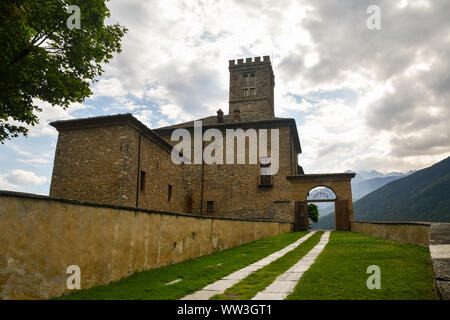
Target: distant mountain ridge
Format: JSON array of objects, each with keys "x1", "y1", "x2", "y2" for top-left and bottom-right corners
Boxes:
[
  {"x1": 345, "y1": 169, "x2": 414, "y2": 183},
  {"x1": 312, "y1": 158, "x2": 450, "y2": 229},
  {"x1": 354, "y1": 157, "x2": 450, "y2": 222},
  {"x1": 351, "y1": 175, "x2": 406, "y2": 200}
]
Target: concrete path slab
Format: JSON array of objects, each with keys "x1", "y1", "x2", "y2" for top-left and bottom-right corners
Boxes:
[
  {"x1": 251, "y1": 293, "x2": 285, "y2": 300},
  {"x1": 182, "y1": 290, "x2": 218, "y2": 300},
  {"x1": 203, "y1": 279, "x2": 240, "y2": 291},
  {"x1": 429, "y1": 223, "x2": 450, "y2": 300},
  {"x1": 252, "y1": 231, "x2": 331, "y2": 300},
  {"x1": 181, "y1": 231, "x2": 316, "y2": 300},
  {"x1": 429, "y1": 245, "x2": 450, "y2": 259}
]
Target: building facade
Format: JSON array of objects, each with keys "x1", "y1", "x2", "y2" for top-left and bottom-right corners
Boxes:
[{"x1": 49, "y1": 57, "x2": 304, "y2": 223}]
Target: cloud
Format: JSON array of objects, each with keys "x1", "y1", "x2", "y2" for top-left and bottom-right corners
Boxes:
[
  {"x1": 7, "y1": 100, "x2": 94, "y2": 137},
  {"x1": 2, "y1": 0, "x2": 449, "y2": 181},
  {"x1": 134, "y1": 109, "x2": 154, "y2": 127},
  {"x1": 1, "y1": 170, "x2": 47, "y2": 187},
  {"x1": 91, "y1": 77, "x2": 128, "y2": 99},
  {"x1": 277, "y1": 0, "x2": 450, "y2": 172},
  {"x1": 8, "y1": 145, "x2": 53, "y2": 166},
  {"x1": 44, "y1": 0, "x2": 450, "y2": 173}
]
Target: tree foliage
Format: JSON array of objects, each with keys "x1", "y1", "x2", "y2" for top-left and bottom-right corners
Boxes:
[
  {"x1": 308, "y1": 203, "x2": 319, "y2": 223},
  {"x1": 0, "y1": 0, "x2": 127, "y2": 142}
]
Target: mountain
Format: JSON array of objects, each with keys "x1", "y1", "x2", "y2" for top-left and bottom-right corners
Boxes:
[
  {"x1": 354, "y1": 157, "x2": 450, "y2": 222},
  {"x1": 351, "y1": 175, "x2": 405, "y2": 200},
  {"x1": 348, "y1": 169, "x2": 413, "y2": 183},
  {"x1": 312, "y1": 157, "x2": 450, "y2": 229}
]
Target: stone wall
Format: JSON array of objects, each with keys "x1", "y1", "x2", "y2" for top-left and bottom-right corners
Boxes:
[
  {"x1": 50, "y1": 119, "x2": 185, "y2": 213},
  {"x1": 49, "y1": 115, "x2": 299, "y2": 223},
  {"x1": 126, "y1": 125, "x2": 185, "y2": 212},
  {"x1": 228, "y1": 56, "x2": 274, "y2": 117},
  {"x1": 0, "y1": 191, "x2": 292, "y2": 299},
  {"x1": 158, "y1": 124, "x2": 298, "y2": 222},
  {"x1": 351, "y1": 221, "x2": 431, "y2": 247},
  {"x1": 50, "y1": 124, "x2": 130, "y2": 206},
  {"x1": 289, "y1": 175, "x2": 355, "y2": 220}
]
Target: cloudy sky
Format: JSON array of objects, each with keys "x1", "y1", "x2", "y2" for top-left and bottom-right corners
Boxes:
[{"x1": 1, "y1": 0, "x2": 449, "y2": 195}]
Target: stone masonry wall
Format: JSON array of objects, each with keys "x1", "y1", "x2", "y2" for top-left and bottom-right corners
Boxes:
[
  {"x1": 122, "y1": 125, "x2": 185, "y2": 212},
  {"x1": 50, "y1": 125, "x2": 128, "y2": 206},
  {"x1": 50, "y1": 123, "x2": 185, "y2": 213},
  {"x1": 351, "y1": 221, "x2": 431, "y2": 247},
  {"x1": 0, "y1": 192, "x2": 292, "y2": 299},
  {"x1": 228, "y1": 57, "x2": 274, "y2": 117},
  {"x1": 159, "y1": 124, "x2": 298, "y2": 222},
  {"x1": 290, "y1": 179, "x2": 355, "y2": 221}
]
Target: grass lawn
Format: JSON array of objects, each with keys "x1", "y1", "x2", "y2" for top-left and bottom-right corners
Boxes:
[
  {"x1": 211, "y1": 231, "x2": 324, "y2": 300},
  {"x1": 56, "y1": 230, "x2": 437, "y2": 300},
  {"x1": 287, "y1": 231, "x2": 437, "y2": 300},
  {"x1": 56, "y1": 231, "x2": 308, "y2": 300}
]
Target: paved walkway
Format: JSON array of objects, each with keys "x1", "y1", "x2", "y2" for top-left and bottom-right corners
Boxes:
[
  {"x1": 429, "y1": 223, "x2": 450, "y2": 300},
  {"x1": 181, "y1": 231, "x2": 317, "y2": 300},
  {"x1": 252, "y1": 231, "x2": 330, "y2": 300}
]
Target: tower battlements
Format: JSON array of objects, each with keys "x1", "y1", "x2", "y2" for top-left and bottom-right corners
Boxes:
[
  {"x1": 229, "y1": 56, "x2": 271, "y2": 68},
  {"x1": 228, "y1": 56, "x2": 275, "y2": 117}
]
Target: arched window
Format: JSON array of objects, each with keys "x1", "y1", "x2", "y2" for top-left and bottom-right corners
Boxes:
[
  {"x1": 250, "y1": 73, "x2": 255, "y2": 85},
  {"x1": 243, "y1": 74, "x2": 249, "y2": 85}
]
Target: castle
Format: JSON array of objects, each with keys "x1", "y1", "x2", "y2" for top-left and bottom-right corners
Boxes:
[{"x1": 49, "y1": 56, "x2": 355, "y2": 230}]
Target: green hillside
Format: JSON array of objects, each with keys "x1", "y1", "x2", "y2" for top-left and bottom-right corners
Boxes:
[
  {"x1": 313, "y1": 156, "x2": 450, "y2": 229},
  {"x1": 354, "y1": 156, "x2": 450, "y2": 222},
  {"x1": 352, "y1": 175, "x2": 404, "y2": 200}
]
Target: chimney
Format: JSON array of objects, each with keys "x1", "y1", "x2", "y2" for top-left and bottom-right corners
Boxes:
[
  {"x1": 233, "y1": 109, "x2": 241, "y2": 122},
  {"x1": 217, "y1": 108, "x2": 224, "y2": 123}
]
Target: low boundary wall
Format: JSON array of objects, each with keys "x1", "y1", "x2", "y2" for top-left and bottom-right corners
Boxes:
[
  {"x1": 0, "y1": 191, "x2": 293, "y2": 299},
  {"x1": 350, "y1": 221, "x2": 431, "y2": 247}
]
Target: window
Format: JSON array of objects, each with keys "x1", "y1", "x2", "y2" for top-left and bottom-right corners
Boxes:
[
  {"x1": 243, "y1": 88, "x2": 249, "y2": 96},
  {"x1": 243, "y1": 73, "x2": 249, "y2": 85},
  {"x1": 168, "y1": 185, "x2": 172, "y2": 202},
  {"x1": 140, "y1": 170, "x2": 146, "y2": 192},
  {"x1": 250, "y1": 73, "x2": 255, "y2": 85},
  {"x1": 207, "y1": 201, "x2": 214, "y2": 213},
  {"x1": 259, "y1": 157, "x2": 273, "y2": 187},
  {"x1": 250, "y1": 87, "x2": 256, "y2": 96}
]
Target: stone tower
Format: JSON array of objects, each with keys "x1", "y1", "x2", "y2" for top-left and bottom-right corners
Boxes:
[{"x1": 228, "y1": 56, "x2": 275, "y2": 118}]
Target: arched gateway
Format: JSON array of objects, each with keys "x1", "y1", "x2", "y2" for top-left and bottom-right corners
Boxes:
[{"x1": 287, "y1": 173, "x2": 356, "y2": 231}]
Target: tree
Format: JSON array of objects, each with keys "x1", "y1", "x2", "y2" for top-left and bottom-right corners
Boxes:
[
  {"x1": 308, "y1": 203, "x2": 319, "y2": 223},
  {"x1": 0, "y1": 0, "x2": 127, "y2": 142}
]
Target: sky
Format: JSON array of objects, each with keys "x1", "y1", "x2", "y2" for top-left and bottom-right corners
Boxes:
[{"x1": 0, "y1": 0, "x2": 449, "y2": 195}]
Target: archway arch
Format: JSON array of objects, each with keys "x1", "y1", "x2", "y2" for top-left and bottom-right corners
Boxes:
[
  {"x1": 287, "y1": 173, "x2": 356, "y2": 231},
  {"x1": 307, "y1": 185, "x2": 338, "y2": 201}
]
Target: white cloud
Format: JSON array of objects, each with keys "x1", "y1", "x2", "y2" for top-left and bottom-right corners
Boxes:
[
  {"x1": 63, "y1": 0, "x2": 450, "y2": 173},
  {"x1": 7, "y1": 100, "x2": 94, "y2": 137},
  {"x1": 1, "y1": 170, "x2": 47, "y2": 187},
  {"x1": 91, "y1": 77, "x2": 128, "y2": 99},
  {"x1": 8, "y1": 146, "x2": 53, "y2": 166},
  {"x1": 3, "y1": 0, "x2": 449, "y2": 176},
  {"x1": 135, "y1": 109, "x2": 154, "y2": 127}
]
